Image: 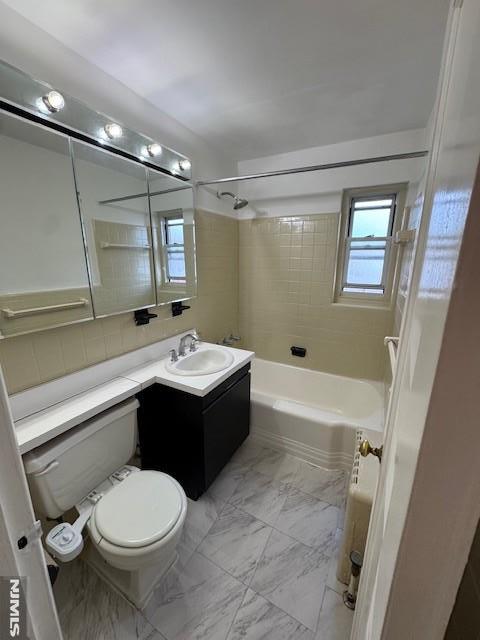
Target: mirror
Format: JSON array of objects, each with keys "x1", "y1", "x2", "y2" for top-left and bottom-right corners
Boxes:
[
  {"x1": 72, "y1": 141, "x2": 156, "y2": 317},
  {"x1": 148, "y1": 170, "x2": 196, "y2": 304},
  {"x1": 0, "y1": 108, "x2": 196, "y2": 337},
  {"x1": 0, "y1": 111, "x2": 93, "y2": 337}
]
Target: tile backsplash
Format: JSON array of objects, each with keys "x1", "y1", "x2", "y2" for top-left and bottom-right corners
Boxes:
[
  {"x1": 238, "y1": 214, "x2": 392, "y2": 380},
  {"x1": 0, "y1": 210, "x2": 239, "y2": 394}
]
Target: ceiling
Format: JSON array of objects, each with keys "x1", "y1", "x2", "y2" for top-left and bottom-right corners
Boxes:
[{"x1": 3, "y1": 0, "x2": 450, "y2": 161}]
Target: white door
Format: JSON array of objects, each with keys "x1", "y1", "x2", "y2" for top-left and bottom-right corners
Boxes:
[
  {"x1": 353, "y1": 1, "x2": 480, "y2": 638},
  {"x1": 0, "y1": 364, "x2": 63, "y2": 640}
]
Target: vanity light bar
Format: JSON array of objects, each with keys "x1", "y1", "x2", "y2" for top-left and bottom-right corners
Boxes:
[{"x1": 0, "y1": 60, "x2": 191, "y2": 180}]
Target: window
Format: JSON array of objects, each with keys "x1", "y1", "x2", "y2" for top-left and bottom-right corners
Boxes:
[
  {"x1": 164, "y1": 216, "x2": 186, "y2": 283},
  {"x1": 336, "y1": 187, "x2": 404, "y2": 303}
]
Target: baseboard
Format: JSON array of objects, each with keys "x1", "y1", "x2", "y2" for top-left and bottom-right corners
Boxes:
[{"x1": 250, "y1": 425, "x2": 354, "y2": 471}]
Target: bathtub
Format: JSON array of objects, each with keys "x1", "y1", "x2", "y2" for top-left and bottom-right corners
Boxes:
[{"x1": 250, "y1": 358, "x2": 384, "y2": 470}]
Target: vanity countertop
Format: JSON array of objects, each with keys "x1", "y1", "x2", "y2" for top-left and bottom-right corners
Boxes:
[
  {"x1": 15, "y1": 377, "x2": 142, "y2": 455},
  {"x1": 12, "y1": 332, "x2": 254, "y2": 455}
]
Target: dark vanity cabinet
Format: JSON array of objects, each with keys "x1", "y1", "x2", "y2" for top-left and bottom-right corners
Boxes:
[{"x1": 137, "y1": 364, "x2": 251, "y2": 499}]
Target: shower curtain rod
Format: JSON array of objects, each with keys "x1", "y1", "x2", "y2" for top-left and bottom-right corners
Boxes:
[
  {"x1": 196, "y1": 150, "x2": 429, "y2": 186},
  {"x1": 98, "y1": 184, "x2": 192, "y2": 205}
]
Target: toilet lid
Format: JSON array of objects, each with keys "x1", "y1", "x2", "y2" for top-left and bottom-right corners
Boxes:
[{"x1": 93, "y1": 471, "x2": 183, "y2": 548}]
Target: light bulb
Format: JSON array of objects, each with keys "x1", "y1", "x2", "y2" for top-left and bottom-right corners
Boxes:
[
  {"x1": 104, "y1": 123, "x2": 123, "y2": 139},
  {"x1": 178, "y1": 159, "x2": 191, "y2": 172},
  {"x1": 42, "y1": 90, "x2": 65, "y2": 113},
  {"x1": 145, "y1": 143, "x2": 162, "y2": 157}
]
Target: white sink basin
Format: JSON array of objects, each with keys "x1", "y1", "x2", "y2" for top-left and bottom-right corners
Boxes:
[{"x1": 165, "y1": 346, "x2": 234, "y2": 376}]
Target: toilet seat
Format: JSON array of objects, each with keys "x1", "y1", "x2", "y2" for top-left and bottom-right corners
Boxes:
[
  {"x1": 92, "y1": 470, "x2": 183, "y2": 548},
  {"x1": 86, "y1": 468, "x2": 187, "y2": 572}
]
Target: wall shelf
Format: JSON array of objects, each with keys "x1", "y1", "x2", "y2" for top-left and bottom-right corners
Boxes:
[{"x1": 100, "y1": 242, "x2": 152, "y2": 250}]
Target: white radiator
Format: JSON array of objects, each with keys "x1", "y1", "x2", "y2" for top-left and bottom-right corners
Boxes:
[{"x1": 337, "y1": 428, "x2": 382, "y2": 583}]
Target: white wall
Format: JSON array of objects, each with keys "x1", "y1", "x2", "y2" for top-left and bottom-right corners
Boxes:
[
  {"x1": 0, "y1": 2, "x2": 236, "y2": 216},
  {"x1": 236, "y1": 129, "x2": 428, "y2": 217}
]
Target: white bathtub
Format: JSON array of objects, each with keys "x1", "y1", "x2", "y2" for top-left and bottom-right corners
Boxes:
[{"x1": 250, "y1": 358, "x2": 384, "y2": 470}]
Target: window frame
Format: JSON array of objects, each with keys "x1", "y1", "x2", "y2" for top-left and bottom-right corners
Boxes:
[{"x1": 334, "y1": 184, "x2": 406, "y2": 306}]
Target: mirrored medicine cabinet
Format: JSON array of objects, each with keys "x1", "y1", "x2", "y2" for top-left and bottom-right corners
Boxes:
[{"x1": 0, "y1": 109, "x2": 196, "y2": 338}]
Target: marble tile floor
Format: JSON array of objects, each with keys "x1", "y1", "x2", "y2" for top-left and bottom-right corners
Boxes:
[{"x1": 54, "y1": 437, "x2": 354, "y2": 640}]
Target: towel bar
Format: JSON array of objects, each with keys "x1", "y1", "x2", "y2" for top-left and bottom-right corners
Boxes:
[
  {"x1": 384, "y1": 336, "x2": 399, "y2": 375},
  {"x1": 2, "y1": 298, "x2": 89, "y2": 319}
]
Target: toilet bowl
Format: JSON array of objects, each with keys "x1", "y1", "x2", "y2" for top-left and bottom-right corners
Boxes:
[{"x1": 23, "y1": 399, "x2": 187, "y2": 608}]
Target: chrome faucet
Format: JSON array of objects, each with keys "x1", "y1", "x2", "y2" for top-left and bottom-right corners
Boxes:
[{"x1": 178, "y1": 333, "x2": 199, "y2": 356}]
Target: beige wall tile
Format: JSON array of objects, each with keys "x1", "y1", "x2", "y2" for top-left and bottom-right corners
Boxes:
[
  {"x1": 84, "y1": 336, "x2": 107, "y2": 365},
  {"x1": 103, "y1": 331, "x2": 123, "y2": 359},
  {"x1": 0, "y1": 334, "x2": 41, "y2": 391},
  {"x1": 32, "y1": 332, "x2": 65, "y2": 381},
  {"x1": 58, "y1": 325, "x2": 88, "y2": 374}
]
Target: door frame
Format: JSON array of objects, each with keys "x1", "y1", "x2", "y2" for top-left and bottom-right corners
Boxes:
[{"x1": 352, "y1": 0, "x2": 480, "y2": 637}]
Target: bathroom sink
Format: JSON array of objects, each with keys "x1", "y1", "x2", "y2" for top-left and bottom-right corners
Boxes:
[{"x1": 165, "y1": 347, "x2": 234, "y2": 376}]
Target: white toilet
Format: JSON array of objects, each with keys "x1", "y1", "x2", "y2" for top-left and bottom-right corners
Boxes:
[{"x1": 23, "y1": 398, "x2": 187, "y2": 608}]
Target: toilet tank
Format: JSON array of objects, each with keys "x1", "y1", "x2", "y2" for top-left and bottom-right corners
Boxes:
[{"x1": 23, "y1": 398, "x2": 139, "y2": 519}]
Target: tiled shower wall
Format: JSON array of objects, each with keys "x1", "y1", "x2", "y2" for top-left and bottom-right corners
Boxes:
[
  {"x1": 0, "y1": 210, "x2": 239, "y2": 394},
  {"x1": 238, "y1": 214, "x2": 393, "y2": 380}
]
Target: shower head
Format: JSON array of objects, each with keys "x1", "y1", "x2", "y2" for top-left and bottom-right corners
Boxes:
[
  {"x1": 233, "y1": 196, "x2": 249, "y2": 210},
  {"x1": 217, "y1": 191, "x2": 249, "y2": 210}
]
